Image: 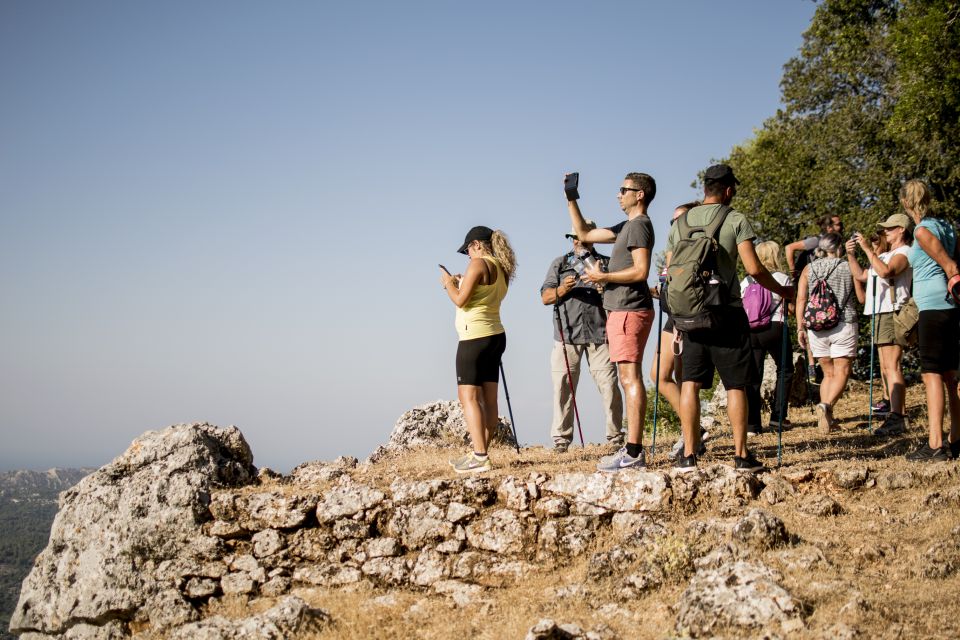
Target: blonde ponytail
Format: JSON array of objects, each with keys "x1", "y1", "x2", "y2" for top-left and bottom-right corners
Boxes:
[
  {"x1": 900, "y1": 179, "x2": 931, "y2": 219},
  {"x1": 490, "y1": 230, "x2": 517, "y2": 283}
]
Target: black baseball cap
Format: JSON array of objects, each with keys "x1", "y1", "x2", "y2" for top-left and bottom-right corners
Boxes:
[
  {"x1": 457, "y1": 225, "x2": 494, "y2": 254},
  {"x1": 703, "y1": 164, "x2": 740, "y2": 185}
]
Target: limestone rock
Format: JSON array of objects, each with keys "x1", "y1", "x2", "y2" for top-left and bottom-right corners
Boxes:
[
  {"x1": 534, "y1": 497, "x2": 570, "y2": 519},
  {"x1": 876, "y1": 470, "x2": 915, "y2": 490},
  {"x1": 168, "y1": 595, "x2": 330, "y2": 640},
  {"x1": 292, "y1": 563, "x2": 362, "y2": 587},
  {"x1": 286, "y1": 529, "x2": 335, "y2": 561},
  {"x1": 759, "y1": 473, "x2": 795, "y2": 505},
  {"x1": 799, "y1": 493, "x2": 844, "y2": 517},
  {"x1": 498, "y1": 476, "x2": 531, "y2": 511},
  {"x1": 289, "y1": 456, "x2": 358, "y2": 485},
  {"x1": 410, "y1": 549, "x2": 450, "y2": 586},
  {"x1": 542, "y1": 471, "x2": 670, "y2": 512},
  {"x1": 209, "y1": 491, "x2": 316, "y2": 531},
  {"x1": 9, "y1": 423, "x2": 255, "y2": 638},
  {"x1": 316, "y1": 478, "x2": 386, "y2": 524},
  {"x1": 367, "y1": 400, "x2": 516, "y2": 463},
  {"x1": 675, "y1": 561, "x2": 803, "y2": 636},
  {"x1": 252, "y1": 529, "x2": 285, "y2": 558},
  {"x1": 361, "y1": 557, "x2": 409, "y2": 585},
  {"x1": 387, "y1": 502, "x2": 453, "y2": 549},
  {"x1": 365, "y1": 537, "x2": 403, "y2": 558},
  {"x1": 432, "y1": 580, "x2": 484, "y2": 607},
  {"x1": 833, "y1": 466, "x2": 869, "y2": 490},
  {"x1": 465, "y1": 508, "x2": 537, "y2": 554},
  {"x1": 731, "y1": 508, "x2": 789, "y2": 549},
  {"x1": 537, "y1": 516, "x2": 599, "y2": 559}
]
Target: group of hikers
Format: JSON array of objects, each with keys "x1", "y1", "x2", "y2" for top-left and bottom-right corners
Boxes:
[{"x1": 438, "y1": 165, "x2": 960, "y2": 474}]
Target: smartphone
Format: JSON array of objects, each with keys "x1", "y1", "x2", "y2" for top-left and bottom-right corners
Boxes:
[
  {"x1": 564, "y1": 172, "x2": 580, "y2": 201},
  {"x1": 438, "y1": 264, "x2": 451, "y2": 275}
]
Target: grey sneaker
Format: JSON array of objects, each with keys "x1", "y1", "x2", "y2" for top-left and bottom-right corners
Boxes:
[
  {"x1": 874, "y1": 413, "x2": 907, "y2": 437},
  {"x1": 597, "y1": 447, "x2": 646, "y2": 472},
  {"x1": 448, "y1": 453, "x2": 472, "y2": 468},
  {"x1": 452, "y1": 453, "x2": 491, "y2": 474}
]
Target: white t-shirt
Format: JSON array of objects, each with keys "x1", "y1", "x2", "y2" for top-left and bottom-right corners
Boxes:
[
  {"x1": 863, "y1": 245, "x2": 912, "y2": 315},
  {"x1": 739, "y1": 271, "x2": 792, "y2": 323}
]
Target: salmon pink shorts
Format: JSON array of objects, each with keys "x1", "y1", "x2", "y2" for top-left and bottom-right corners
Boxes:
[{"x1": 606, "y1": 309, "x2": 655, "y2": 363}]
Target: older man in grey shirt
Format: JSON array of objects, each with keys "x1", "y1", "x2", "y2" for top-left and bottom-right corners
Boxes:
[{"x1": 541, "y1": 223, "x2": 624, "y2": 452}]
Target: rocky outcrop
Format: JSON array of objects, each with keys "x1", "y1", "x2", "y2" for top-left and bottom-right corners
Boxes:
[
  {"x1": 9, "y1": 423, "x2": 256, "y2": 639},
  {"x1": 367, "y1": 400, "x2": 516, "y2": 462}
]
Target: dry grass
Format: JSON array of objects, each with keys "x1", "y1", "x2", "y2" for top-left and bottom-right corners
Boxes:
[{"x1": 205, "y1": 381, "x2": 960, "y2": 639}]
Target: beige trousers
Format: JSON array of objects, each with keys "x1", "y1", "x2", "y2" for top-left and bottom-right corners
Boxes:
[{"x1": 550, "y1": 341, "x2": 623, "y2": 444}]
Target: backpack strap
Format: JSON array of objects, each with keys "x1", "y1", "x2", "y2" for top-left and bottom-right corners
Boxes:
[{"x1": 676, "y1": 204, "x2": 731, "y2": 241}]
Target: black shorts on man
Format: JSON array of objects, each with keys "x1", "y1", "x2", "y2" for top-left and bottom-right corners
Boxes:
[{"x1": 680, "y1": 306, "x2": 758, "y2": 390}]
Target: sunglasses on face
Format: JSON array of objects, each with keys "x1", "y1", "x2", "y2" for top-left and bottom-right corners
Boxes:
[{"x1": 619, "y1": 187, "x2": 641, "y2": 195}]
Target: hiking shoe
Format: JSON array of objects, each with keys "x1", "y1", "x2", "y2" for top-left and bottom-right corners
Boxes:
[
  {"x1": 673, "y1": 452, "x2": 698, "y2": 473},
  {"x1": 448, "y1": 453, "x2": 472, "y2": 468},
  {"x1": 816, "y1": 403, "x2": 837, "y2": 434},
  {"x1": 905, "y1": 442, "x2": 949, "y2": 463},
  {"x1": 452, "y1": 453, "x2": 492, "y2": 474},
  {"x1": 734, "y1": 451, "x2": 766, "y2": 472},
  {"x1": 597, "y1": 447, "x2": 646, "y2": 472},
  {"x1": 872, "y1": 399, "x2": 891, "y2": 416},
  {"x1": 553, "y1": 441, "x2": 570, "y2": 453},
  {"x1": 874, "y1": 413, "x2": 907, "y2": 437}
]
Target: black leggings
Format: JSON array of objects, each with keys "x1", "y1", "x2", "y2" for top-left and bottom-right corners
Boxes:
[
  {"x1": 746, "y1": 321, "x2": 794, "y2": 428},
  {"x1": 456, "y1": 333, "x2": 507, "y2": 385}
]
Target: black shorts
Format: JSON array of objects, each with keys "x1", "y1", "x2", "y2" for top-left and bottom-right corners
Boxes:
[
  {"x1": 918, "y1": 308, "x2": 960, "y2": 373},
  {"x1": 680, "y1": 306, "x2": 758, "y2": 390},
  {"x1": 456, "y1": 333, "x2": 507, "y2": 385}
]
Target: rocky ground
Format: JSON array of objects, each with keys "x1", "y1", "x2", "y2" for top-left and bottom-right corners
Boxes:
[{"x1": 8, "y1": 384, "x2": 960, "y2": 639}]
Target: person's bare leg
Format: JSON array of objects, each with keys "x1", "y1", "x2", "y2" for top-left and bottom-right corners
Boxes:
[
  {"x1": 650, "y1": 334, "x2": 681, "y2": 413},
  {"x1": 923, "y1": 372, "x2": 945, "y2": 449},
  {"x1": 458, "y1": 385, "x2": 487, "y2": 454},
  {"x1": 727, "y1": 388, "x2": 749, "y2": 458},
  {"x1": 481, "y1": 381, "x2": 499, "y2": 450},
  {"x1": 880, "y1": 345, "x2": 906, "y2": 414},
  {"x1": 618, "y1": 362, "x2": 645, "y2": 447},
  {"x1": 680, "y1": 380, "x2": 703, "y2": 457},
  {"x1": 824, "y1": 357, "x2": 852, "y2": 407},
  {"x1": 818, "y1": 357, "x2": 835, "y2": 405}
]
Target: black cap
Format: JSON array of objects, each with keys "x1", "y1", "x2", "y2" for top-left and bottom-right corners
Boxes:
[
  {"x1": 457, "y1": 225, "x2": 494, "y2": 254},
  {"x1": 703, "y1": 164, "x2": 740, "y2": 185}
]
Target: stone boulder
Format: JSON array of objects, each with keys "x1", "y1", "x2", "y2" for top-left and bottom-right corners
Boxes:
[
  {"x1": 168, "y1": 596, "x2": 330, "y2": 639},
  {"x1": 10, "y1": 422, "x2": 256, "y2": 639},
  {"x1": 367, "y1": 400, "x2": 516, "y2": 462},
  {"x1": 675, "y1": 561, "x2": 803, "y2": 637}
]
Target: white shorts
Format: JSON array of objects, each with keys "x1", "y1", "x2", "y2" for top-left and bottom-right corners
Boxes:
[{"x1": 808, "y1": 322, "x2": 858, "y2": 359}]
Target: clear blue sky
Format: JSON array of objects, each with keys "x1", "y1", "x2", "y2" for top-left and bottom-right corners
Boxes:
[{"x1": 0, "y1": 0, "x2": 818, "y2": 472}]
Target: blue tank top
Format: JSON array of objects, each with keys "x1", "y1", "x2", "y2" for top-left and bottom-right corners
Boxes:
[{"x1": 908, "y1": 218, "x2": 957, "y2": 311}]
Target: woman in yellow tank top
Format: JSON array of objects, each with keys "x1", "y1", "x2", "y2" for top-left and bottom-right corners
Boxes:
[{"x1": 439, "y1": 225, "x2": 517, "y2": 473}]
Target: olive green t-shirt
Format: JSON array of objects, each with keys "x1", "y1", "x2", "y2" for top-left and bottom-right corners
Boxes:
[{"x1": 665, "y1": 204, "x2": 756, "y2": 303}]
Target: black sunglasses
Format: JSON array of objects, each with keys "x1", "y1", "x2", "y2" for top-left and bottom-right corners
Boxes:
[{"x1": 619, "y1": 187, "x2": 641, "y2": 195}]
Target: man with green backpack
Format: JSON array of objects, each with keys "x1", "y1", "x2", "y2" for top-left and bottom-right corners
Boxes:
[{"x1": 665, "y1": 164, "x2": 794, "y2": 472}]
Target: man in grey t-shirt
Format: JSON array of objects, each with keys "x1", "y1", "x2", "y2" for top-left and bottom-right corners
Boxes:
[
  {"x1": 541, "y1": 222, "x2": 623, "y2": 452},
  {"x1": 566, "y1": 172, "x2": 657, "y2": 472}
]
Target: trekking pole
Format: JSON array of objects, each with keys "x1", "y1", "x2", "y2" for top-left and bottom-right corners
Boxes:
[
  {"x1": 555, "y1": 297, "x2": 586, "y2": 447},
  {"x1": 499, "y1": 363, "x2": 521, "y2": 454},
  {"x1": 867, "y1": 275, "x2": 878, "y2": 434},
  {"x1": 651, "y1": 305, "x2": 664, "y2": 457},
  {"x1": 777, "y1": 316, "x2": 789, "y2": 467}
]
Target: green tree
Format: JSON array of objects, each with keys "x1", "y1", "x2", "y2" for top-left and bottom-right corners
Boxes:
[{"x1": 726, "y1": 0, "x2": 959, "y2": 243}]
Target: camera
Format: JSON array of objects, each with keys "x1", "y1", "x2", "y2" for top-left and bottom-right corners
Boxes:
[{"x1": 564, "y1": 172, "x2": 580, "y2": 201}]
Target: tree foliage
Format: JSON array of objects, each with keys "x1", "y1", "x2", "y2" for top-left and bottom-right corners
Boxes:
[{"x1": 726, "y1": 0, "x2": 960, "y2": 246}]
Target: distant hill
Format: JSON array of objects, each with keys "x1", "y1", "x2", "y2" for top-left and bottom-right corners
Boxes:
[{"x1": 0, "y1": 468, "x2": 91, "y2": 639}]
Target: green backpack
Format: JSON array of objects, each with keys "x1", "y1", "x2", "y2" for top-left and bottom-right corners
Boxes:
[{"x1": 665, "y1": 205, "x2": 731, "y2": 332}]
